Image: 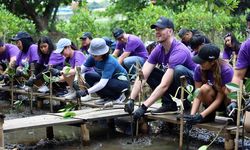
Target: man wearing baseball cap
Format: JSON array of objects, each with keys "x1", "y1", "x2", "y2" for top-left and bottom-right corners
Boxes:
[
  {"x1": 125, "y1": 16, "x2": 196, "y2": 118},
  {"x1": 79, "y1": 32, "x2": 93, "y2": 54},
  {"x1": 112, "y1": 28, "x2": 148, "y2": 80}
]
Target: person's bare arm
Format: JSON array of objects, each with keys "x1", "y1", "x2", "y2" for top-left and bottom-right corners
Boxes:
[
  {"x1": 143, "y1": 68, "x2": 174, "y2": 107},
  {"x1": 231, "y1": 68, "x2": 247, "y2": 85},
  {"x1": 112, "y1": 49, "x2": 120, "y2": 57},
  {"x1": 190, "y1": 82, "x2": 202, "y2": 115},
  {"x1": 118, "y1": 51, "x2": 130, "y2": 64}
]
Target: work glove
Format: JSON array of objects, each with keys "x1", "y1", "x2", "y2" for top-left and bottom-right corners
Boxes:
[
  {"x1": 76, "y1": 89, "x2": 88, "y2": 98},
  {"x1": 15, "y1": 69, "x2": 24, "y2": 77},
  {"x1": 0, "y1": 74, "x2": 4, "y2": 81},
  {"x1": 227, "y1": 101, "x2": 237, "y2": 118},
  {"x1": 133, "y1": 104, "x2": 148, "y2": 120},
  {"x1": 25, "y1": 78, "x2": 34, "y2": 87},
  {"x1": 72, "y1": 80, "x2": 80, "y2": 91},
  {"x1": 245, "y1": 99, "x2": 250, "y2": 112},
  {"x1": 49, "y1": 68, "x2": 62, "y2": 76},
  {"x1": 184, "y1": 114, "x2": 203, "y2": 125},
  {"x1": 124, "y1": 99, "x2": 134, "y2": 115}
]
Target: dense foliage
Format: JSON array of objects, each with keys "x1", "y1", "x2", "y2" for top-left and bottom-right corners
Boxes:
[{"x1": 0, "y1": 5, "x2": 35, "y2": 42}]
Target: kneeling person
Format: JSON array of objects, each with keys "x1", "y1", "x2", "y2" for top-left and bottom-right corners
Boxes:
[{"x1": 74, "y1": 38, "x2": 130, "y2": 105}]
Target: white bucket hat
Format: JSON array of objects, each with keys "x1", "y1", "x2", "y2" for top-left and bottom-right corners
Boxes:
[
  {"x1": 88, "y1": 38, "x2": 109, "y2": 56},
  {"x1": 54, "y1": 38, "x2": 71, "y2": 53}
]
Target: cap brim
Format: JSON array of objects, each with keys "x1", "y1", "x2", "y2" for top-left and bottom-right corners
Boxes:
[
  {"x1": 11, "y1": 37, "x2": 20, "y2": 41},
  {"x1": 150, "y1": 23, "x2": 166, "y2": 29},
  {"x1": 54, "y1": 48, "x2": 64, "y2": 54},
  {"x1": 192, "y1": 55, "x2": 205, "y2": 64},
  {"x1": 80, "y1": 36, "x2": 88, "y2": 40},
  {"x1": 115, "y1": 34, "x2": 123, "y2": 40},
  {"x1": 88, "y1": 45, "x2": 109, "y2": 56}
]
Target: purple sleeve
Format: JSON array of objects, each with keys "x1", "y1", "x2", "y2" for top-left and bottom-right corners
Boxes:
[
  {"x1": 168, "y1": 50, "x2": 187, "y2": 69},
  {"x1": 8, "y1": 45, "x2": 19, "y2": 58},
  {"x1": 221, "y1": 64, "x2": 233, "y2": 85},
  {"x1": 147, "y1": 46, "x2": 160, "y2": 65},
  {"x1": 115, "y1": 42, "x2": 123, "y2": 50},
  {"x1": 194, "y1": 66, "x2": 202, "y2": 82},
  {"x1": 223, "y1": 49, "x2": 230, "y2": 59},
  {"x1": 29, "y1": 45, "x2": 39, "y2": 63},
  {"x1": 75, "y1": 52, "x2": 86, "y2": 67},
  {"x1": 236, "y1": 41, "x2": 250, "y2": 69}
]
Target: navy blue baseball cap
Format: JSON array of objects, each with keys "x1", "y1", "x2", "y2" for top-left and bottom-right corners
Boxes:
[
  {"x1": 11, "y1": 31, "x2": 31, "y2": 41},
  {"x1": 151, "y1": 16, "x2": 174, "y2": 30},
  {"x1": 112, "y1": 28, "x2": 124, "y2": 39},
  {"x1": 80, "y1": 32, "x2": 93, "y2": 40}
]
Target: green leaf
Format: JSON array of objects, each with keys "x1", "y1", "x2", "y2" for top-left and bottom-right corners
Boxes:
[
  {"x1": 14, "y1": 100, "x2": 22, "y2": 105},
  {"x1": 226, "y1": 82, "x2": 240, "y2": 91},
  {"x1": 227, "y1": 91, "x2": 237, "y2": 99},
  {"x1": 63, "y1": 66, "x2": 71, "y2": 74},
  {"x1": 198, "y1": 145, "x2": 208, "y2": 150},
  {"x1": 58, "y1": 108, "x2": 66, "y2": 112},
  {"x1": 43, "y1": 73, "x2": 50, "y2": 83},
  {"x1": 186, "y1": 84, "x2": 194, "y2": 93},
  {"x1": 63, "y1": 111, "x2": 76, "y2": 119},
  {"x1": 245, "y1": 78, "x2": 250, "y2": 93},
  {"x1": 193, "y1": 88, "x2": 200, "y2": 97},
  {"x1": 187, "y1": 94, "x2": 194, "y2": 102}
]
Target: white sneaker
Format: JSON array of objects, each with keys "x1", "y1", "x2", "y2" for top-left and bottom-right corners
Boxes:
[
  {"x1": 80, "y1": 94, "x2": 92, "y2": 102},
  {"x1": 113, "y1": 93, "x2": 126, "y2": 104},
  {"x1": 38, "y1": 85, "x2": 49, "y2": 93},
  {"x1": 64, "y1": 91, "x2": 76, "y2": 99}
]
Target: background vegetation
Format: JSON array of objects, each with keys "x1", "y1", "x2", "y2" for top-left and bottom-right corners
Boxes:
[{"x1": 0, "y1": 0, "x2": 249, "y2": 48}]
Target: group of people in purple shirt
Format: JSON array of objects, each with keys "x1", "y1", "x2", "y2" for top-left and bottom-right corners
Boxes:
[
  {"x1": 1, "y1": 14, "x2": 250, "y2": 125},
  {"x1": 124, "y1": 14, "x2": 250, "y2": 125}
]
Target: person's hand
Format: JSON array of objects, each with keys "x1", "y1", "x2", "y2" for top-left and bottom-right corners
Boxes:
[
  {"x1": 25, "y1": 78, "x2": 34, "y2": 87},
  {"x1": 245, "y1": 99, "x2": 250, "y2": 111},
  {"x1": 124, "y1": 99, "x2": 134, "y2": 114},
  {"x1": 49, "y1": 68, "x2": 62, "y2": 76},
  {"x1": 133, "y1": 104, "x2": 147, "y2": 120},
  {"x1": 76, "y1": 90, "x2": 88, "y2": 98},
  {"x1": 15, "y1": 69, "x2": 24, "y2": 77},
  {"x1": 227, "y1": 101, "x2": 237, "y2": 118},
  {"x1": 184, "y1": 114, "x2": 203, "y2": 125},
  {"x1": 0, "y1": 74, "x2": 4, "y2": 81},
  {"x1": 72, "y1": 80, "x2": 80, "y2": 91}
]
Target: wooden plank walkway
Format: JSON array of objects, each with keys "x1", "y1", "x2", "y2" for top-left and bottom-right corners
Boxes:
[{"x1": 3, "y1": 107, "x2": 128, "y2": 132}]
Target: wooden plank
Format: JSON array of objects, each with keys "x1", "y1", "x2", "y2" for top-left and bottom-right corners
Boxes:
[
  {"x1": 146, "y1": 114, "x2": 236, "y2": 131},
  {"x1": 3, "y1": 107, "x2": 130, "y2": 132}
]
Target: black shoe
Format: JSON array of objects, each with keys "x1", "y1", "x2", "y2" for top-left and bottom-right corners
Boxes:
[{"x1": 151, "y1": 104, "x2": 178, "y2": 115}]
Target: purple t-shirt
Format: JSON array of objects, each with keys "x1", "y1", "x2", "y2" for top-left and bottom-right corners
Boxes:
[
  {"x1": 16, "y1": 44, "x2": 39, "y2": 67},
  {"x1": 223, "y1": 47, "x2": 239, "y2": 60},
  {"x1": 68, "y1": 50, "x2": 86, "y2": 68},
  {"x1": 148, "y1": 39, "x2": 196, "y2": 70},
  {"x1": 236, "y1": 38, "x2": 250, "y2": 69},
  {"x1": 0, "y1": 44, "x2": 20, "y2": 62},
  {"x1": 194, "y1": 63, "x2": 233, "y2": 86},
  {"x1": 115, "y1": 34, "x2": 148, "y2": 59},
  {"x1": 47, "y1": 52, "x2": 65, "y2": 66},
  {"x1": 80, "y1": 46, "x2": 89, "y2": 54}
]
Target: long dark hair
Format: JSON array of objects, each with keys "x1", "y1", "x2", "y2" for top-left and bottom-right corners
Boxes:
[
  {"x1": 37, "y1": 36, "x2": 54, "y2": 57},
  {"x1": 224, "y1": 32, "x2": 241, "y2": 52},
  {"x1": 20, "y1": 37, "x2": 34, "y2": 53},
  {"x1": 200, "y1": 59, "x2": 229, "y2": 92}
]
